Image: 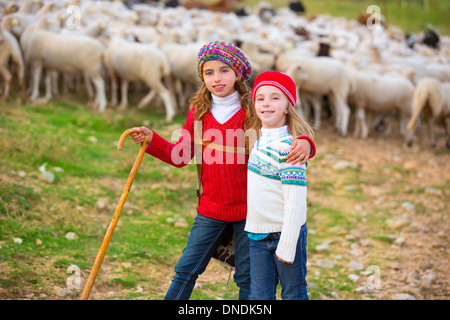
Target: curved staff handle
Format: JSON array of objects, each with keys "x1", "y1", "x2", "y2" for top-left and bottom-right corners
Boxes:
[{"x1": 80, "y1": 129, "x2": 147, "y2": 300}]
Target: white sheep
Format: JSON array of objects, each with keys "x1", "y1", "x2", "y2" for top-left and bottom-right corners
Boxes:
[
  {"x1": 127, "y1": 25, "x2": 161, "y2": 45},
  {"x1": 362, "y1": 62, "x2": 416, "y2": 84},
  {"x1": 160, "y1": 40, "x2": 204, "y2": 110},
  {"x1": 425, "y1": 63, "x2": 450, "y2": 82},
  {"x1": 281, "y1": 55, "x2": 352, "y2": 137},
  {"x1": 0, "y1": 24, "x2": 27, "y2": 102},
  {"x1": 25, "y1": 19, "x2": 107, "y2": 111},
  {"x1": 239, "y1": 40, "x2": 276, "y2": 76},
  {"x1": 13, "y1": 6, "x2": 90, "y2": 99},
  {"x1": 374, "y1": 47, "x2": 428, "y2": 85},
  {"x1": 3, "y1": 0, "x2": 449, "y2": 145},
  {"x1": 348, "y1": 69, "x2": 415, "y2": 139},
  {"x1": 1, "y1": 11, "x2": 36, "y2": 39},
  {"x1": 104, "y1": 29, "x2": 175, "y2": 121},
  {"x1": 18, "y1": 0, "x2": 44, "y2": 14},
  {"x1": 131, "y1": 26, "x2": 202, "y2": 110},
  {"x1": 1, "y1": 1, "x2": 56, "y2": 39},
  {"x1": 406, "y1": 77, "x2": 450, "y2": 148}
]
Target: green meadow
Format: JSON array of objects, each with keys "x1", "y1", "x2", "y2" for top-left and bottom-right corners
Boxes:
[
  {"x1": 1, "y1": 93, "x2": 448, "y2": 300},
  {"x1": 0, "y1": 0, "x2": 449, "y2": 301},
  {"x1": 244, "y1": 0, "x2": 450, "y2": 35}
]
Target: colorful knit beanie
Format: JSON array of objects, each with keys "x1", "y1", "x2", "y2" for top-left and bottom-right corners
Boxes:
[
  {"x1": 197, "y1": 40, "x2": 253, "y2": 82},
  {"x1": 252, "y1": 71, "x2": 297, "y2": 107}
]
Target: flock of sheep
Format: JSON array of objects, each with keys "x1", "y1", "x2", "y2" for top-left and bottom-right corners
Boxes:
[{"x1": 1, "y1": 0, "x2": 450, "y2": 148}]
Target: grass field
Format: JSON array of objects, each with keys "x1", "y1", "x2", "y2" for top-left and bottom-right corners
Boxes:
[
  {"x1": 0, "y1": 0, "x2": 449, "y2": 301},
  {"x1": 0, "y1": 92, "x2": 448, "y2": 300},
  {"x1": 244, "y1": 0, "x2": 450, "y2": 35}
]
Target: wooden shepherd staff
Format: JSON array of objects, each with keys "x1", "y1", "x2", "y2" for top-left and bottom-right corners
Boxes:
[{"x1": 80, "y1": 129, "x2": 147, "y2": 300}]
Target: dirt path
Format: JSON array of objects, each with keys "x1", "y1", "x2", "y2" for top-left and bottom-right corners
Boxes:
[
  {"x1": 307, "y1": 128, "x2": 449, "y2": 299},
  {"x1": 201, "y1": 127, "x2": 449, "y2": 300}
]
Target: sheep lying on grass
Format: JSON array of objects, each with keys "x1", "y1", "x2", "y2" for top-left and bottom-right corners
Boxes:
[{"x1": 407, "y1": 77, "x2": 450, "y2": 148}]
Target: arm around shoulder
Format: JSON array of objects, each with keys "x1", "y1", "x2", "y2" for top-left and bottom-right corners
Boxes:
[
  {"x1": 298, "y1": 135, "x2": 316, "y2": 159},
  {"x1": 287, "y1": 136, "x2": 316, "y2": 165}
]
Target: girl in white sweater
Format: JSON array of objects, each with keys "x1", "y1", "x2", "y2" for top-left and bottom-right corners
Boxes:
[{"x1": 245, "y1": 71, "x2": 314, "y2": 300}]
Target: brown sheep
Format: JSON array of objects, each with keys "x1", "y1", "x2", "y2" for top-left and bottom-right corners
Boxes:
[{"x1": 181, "y1": 0, "x2": 242, "y2": 13}]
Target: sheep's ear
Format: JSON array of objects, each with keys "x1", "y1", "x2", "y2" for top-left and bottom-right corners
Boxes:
[
  {"x1": 294, "y1": 64, "x2": 303, "y2": 72},
  {"x1": 295, "y1": 65, "x2": 308, "y2": 80},
  {"x1": 406, "y1": 70, "x2": 415, "y2": 81}
]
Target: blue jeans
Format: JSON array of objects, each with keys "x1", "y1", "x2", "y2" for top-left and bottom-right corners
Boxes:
[
  {"x1": 249, "y1": 224, "x2": 308, "y2": 300},
  {"x1": 164, "y1": 213, "x2": 250, "y2": 300}
]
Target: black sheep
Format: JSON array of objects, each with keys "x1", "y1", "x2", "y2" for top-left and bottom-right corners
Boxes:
[{"x1": 289, "y1": 1, "x2": 306, "y2": 13}]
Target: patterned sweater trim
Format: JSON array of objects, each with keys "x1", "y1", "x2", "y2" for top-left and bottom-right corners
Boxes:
[{"x1": 248, "y1": 134, "x2": 307, "y2": 186}]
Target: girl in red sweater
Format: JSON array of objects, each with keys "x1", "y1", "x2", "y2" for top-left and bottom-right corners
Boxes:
[{"x1": 130, "y1": 40, "x2": 316, "y2": 300}]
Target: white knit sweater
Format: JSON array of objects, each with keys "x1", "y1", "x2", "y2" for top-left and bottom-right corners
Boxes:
[{"x1": 245, "y1": 126, "x2": 307, "y2": 263}]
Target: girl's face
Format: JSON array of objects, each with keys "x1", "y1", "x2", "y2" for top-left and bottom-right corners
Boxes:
[
  {"x1": 202, "y1": 60, "x2": 237, "y2": 98},
  {"x1": 254, "y1": 85, "x2": 289, "y2": 129}
]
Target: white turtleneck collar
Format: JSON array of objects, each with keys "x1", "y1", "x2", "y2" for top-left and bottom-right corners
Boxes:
[
  {"x1": 259, "y1": 125, "x2": 289, "y2": 144},
  {"x1": 211, "y1": 91, "x2": 242, "y2": 124}
]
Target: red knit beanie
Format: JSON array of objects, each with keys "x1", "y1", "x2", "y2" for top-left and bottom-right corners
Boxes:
[{"x1": 251, "y1": 71, "x2": 297, "y2": 107}]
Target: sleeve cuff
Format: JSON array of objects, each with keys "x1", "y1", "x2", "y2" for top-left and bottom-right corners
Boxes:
[
  {"x1": 298, "y1": 135, "x2": 316, "y2": 159},
  {"x1": 145, "y1": 131, "x2": 168, "y2": 159}
]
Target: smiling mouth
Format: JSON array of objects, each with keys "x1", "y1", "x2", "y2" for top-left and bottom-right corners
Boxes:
[{"x1": 213, "y1": 85, "x2": 225, "y2": 89}]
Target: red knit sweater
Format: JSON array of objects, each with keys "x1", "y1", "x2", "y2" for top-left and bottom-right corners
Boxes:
[{"x1": 146, "y1": 107, "x2": 316, "y2": 221}]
